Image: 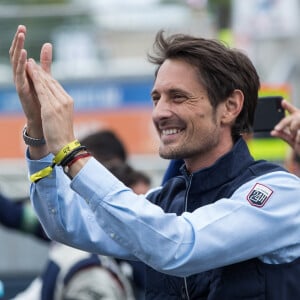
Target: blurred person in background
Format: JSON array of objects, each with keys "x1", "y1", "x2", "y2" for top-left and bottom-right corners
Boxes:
[
  {"x1": 0, "y1": 194, "x2": 49, "y2": 242},
  {"x1": 109, "y1": 163, "x2": 151, "y2": 195},
  {"x1": 0, "y1": 129, "x2": 150, "y2": 300},
  {"x1": 12, "y1": 242, "x2": 134, "y2": 300},
  {"x1": 78, "y1": 130, "x2": 127, "y2": 170},
  {"x1": 11, "y1": 24, "x2": 300, "y2": 299}
]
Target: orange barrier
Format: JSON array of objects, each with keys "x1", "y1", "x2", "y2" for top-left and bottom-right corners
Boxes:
[{"x1": 0, "y1": 108, "x2": 159, "y2": 159}]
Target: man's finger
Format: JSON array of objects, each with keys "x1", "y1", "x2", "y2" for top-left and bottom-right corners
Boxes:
[
  {"x1": 281, "y1": 99, "x2": 298, "y2": 114},
  {"x1": 11, "y1": 32, "x2": 26, "y2": 78},
  {"x1": 274, "y1": 114, "x2": 294, "y2": 131},
  {"x1": 15, "y1": 49, "x2": 28, "y2": 90},
  {"x1": 26, "y1": 59, "x2": 44, "y2": 100},
  {"x1": 40, "y1": 43, "x2": 53, "y2": 74},
  {"x1": 9, "y1": 25, "x2": 26, "y2": 60},
  {"x1": 271, "y1": 129, "x2": 293, "y2": 148}
]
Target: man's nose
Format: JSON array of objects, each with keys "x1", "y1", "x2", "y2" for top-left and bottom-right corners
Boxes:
[{"x1": 152, "y1": 98, "x2": 173, "y2": 121}]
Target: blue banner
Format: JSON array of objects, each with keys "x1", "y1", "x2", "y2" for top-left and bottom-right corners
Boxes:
[{"x1": 0, "y1": 76, "x2": 153, "y2": 114}]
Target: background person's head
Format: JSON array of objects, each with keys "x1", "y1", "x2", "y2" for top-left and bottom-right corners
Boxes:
[
  {"x1": 80, "y1": 130, "x2": 127, "y2": 169},
  {"x1": 109, "y1": 163, "x2": 151, "y2": 194},
  {"x1": 80, "y1": 130, "x2": 151, "y2": 193},
  {"x1": 148, "y1": 31, "x2": 260, "y2": 141}
]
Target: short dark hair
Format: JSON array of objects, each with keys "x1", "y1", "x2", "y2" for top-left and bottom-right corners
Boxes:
[
  {"x1": 109, "y1": 163, "x2": 151, "y2": 188},
  {"x1": 148, "y1": 31, "x2": 260, "y2": 140},
  {"x1": 80, "y1": 130, "x2": 127, "y2": 168}
]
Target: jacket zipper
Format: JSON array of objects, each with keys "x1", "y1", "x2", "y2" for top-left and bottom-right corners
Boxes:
[{"x1": 183, "y1": 173, "x2": 193, "y2": 300}]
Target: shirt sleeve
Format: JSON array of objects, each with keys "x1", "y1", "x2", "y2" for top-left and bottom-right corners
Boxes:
[
  {"x1": 72, "y1": 158, "x2": 300, "y2": 277},
  {"x1": 27, "y1": 152, "x2": 136, "y2": 260}
]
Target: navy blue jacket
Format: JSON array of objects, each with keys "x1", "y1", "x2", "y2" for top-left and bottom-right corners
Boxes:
[{"x1": 146, "y1": 138, "x2": 300, "y2": 299}]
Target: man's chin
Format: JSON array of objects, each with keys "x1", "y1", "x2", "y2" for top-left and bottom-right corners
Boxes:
[{"x1": 159, "y1": 149, "x2": 182, "y2": 160}]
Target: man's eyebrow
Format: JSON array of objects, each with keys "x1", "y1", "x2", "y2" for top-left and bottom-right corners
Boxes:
[
  {"x1": 169, "y1": 88, "x2": 187, "y2": 94},
  {"x1": 151, "y1": 88, "x2": 188, "y2": 96}
]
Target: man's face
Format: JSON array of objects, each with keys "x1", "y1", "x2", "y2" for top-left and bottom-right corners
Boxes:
[{"x1": 151, "y1": 59, "x2": 225, "y2": 168}]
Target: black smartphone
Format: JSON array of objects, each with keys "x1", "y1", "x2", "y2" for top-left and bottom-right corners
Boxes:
[{"x1": 253, "y1": 96, "x2": 285, "y2": 134}]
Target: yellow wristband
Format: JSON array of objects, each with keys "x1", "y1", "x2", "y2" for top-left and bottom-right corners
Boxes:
[
  {"x1": 54, "y1": 140, "x2": 81, "y2": 165},
  {"x1": 30, "y1": 140, "x2": 81, "y2": 183},
  {"x1": 30, "y1": 164, "x2": 55, "y2": 183}
]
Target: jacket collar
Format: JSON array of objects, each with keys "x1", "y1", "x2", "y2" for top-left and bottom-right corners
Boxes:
[{"x1": 180, "y1": 138, "x2": 254, "y2": 192}]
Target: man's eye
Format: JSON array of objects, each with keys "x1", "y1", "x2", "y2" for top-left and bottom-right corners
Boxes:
[
  {"x1": 173, "y1": 94, "x2": 186, "y2": 101},
  {"x1": 152, "y1": 97, "x2": 159, "y2": 106}
]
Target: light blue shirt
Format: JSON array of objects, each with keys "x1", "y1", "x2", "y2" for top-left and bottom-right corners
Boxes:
[{"x1": 28, "y1": 153, "x2": 300, "y2": 277}]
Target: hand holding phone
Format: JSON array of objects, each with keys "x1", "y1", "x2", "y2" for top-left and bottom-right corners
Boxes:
[{"x1": 270, "y1": 99, "x2": 300, "y2": 154}]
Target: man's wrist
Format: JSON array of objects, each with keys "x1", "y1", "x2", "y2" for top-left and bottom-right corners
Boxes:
[
  {"x1": 22, "y1": 125, "x2": 46, "y2": 147},
  {"x1": 67, "y1": 156, "x2": 91, "y2": 180}
]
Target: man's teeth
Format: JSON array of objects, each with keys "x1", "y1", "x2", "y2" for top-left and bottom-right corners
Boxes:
[{"x1": 162, "y1": 129, "x2": 180, "y2": 135}]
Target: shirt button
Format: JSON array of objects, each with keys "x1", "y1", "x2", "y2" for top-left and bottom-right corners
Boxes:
[{"x1": 110, "y1": 232, "x2": 115, "y2": 239}]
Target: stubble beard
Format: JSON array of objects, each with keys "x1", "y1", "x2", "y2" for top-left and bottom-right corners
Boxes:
[
  {"x1": 159, "y1": 127, "x2": 220, "y2": 161},
  {"x1": 159, "y1": 145, "x2": 184, "y2": 160}
]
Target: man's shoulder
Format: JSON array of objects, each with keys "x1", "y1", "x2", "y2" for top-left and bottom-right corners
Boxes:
[{"x1": 249, "y1": 159, "x2": 288, "y2": 176}]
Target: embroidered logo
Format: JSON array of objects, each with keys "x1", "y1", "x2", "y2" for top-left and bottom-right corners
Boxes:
[{"x1": 247, "y1": 183, "x2": 273, "y2": 207}]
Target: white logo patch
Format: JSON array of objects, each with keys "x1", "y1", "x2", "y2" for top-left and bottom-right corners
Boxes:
[{"x1": 247, "y1": 183, "x2": 273, "y2": 207}]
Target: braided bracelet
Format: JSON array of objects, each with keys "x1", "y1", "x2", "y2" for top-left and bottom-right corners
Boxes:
[
  {"x1": 59, "y1": 146, "x2": 87, "y2": 167},
  {"x1": 63, "y1": 152, "x2": 92, "y2": 179}
]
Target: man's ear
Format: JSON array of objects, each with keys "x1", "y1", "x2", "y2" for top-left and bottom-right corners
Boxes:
[{"x1": 221, "y1": 89, "x2": 244, "y2": 125}]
